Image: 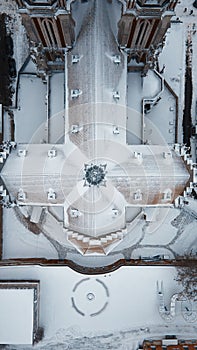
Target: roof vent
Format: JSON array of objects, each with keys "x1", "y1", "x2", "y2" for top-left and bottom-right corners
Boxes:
[
  {"x1": 112, "y1": 208, "x2": 119, "y2": 217},
  {"x1": 113, "y1": 91, "x2": 120, "y2": 100},
  {"x1": 163, "y1": 189, "x2": 172, "y2": 201},
  {"x1": 18, "y1": 149, "x2": 27, "y2": 157},
  {"x1": 113, "y1": 126, "x2": 120, "y2": 134},
  {"x1": 72, "y1": 54, "x2": 80, "y2": 63},
  {"x1": 71, "y1": 125, "x2": 80, "y2": 134},
  {"x1": 134, "y1": 189, "x2": 142, "y2": 201},
  {"x1": 47, "y1": 188, "x2": 56, "y2": 200},
  {"x1": 71, "y1": 89, "x2": 82, "y2": 99},
  {"x1": 70, "y1": 208, "x2": 80, "y2": 218},
  {"x1": 163, "y1": 151, "x2": 172, "y2": 159},
  {"x1": 18, "y1": 188, "x2": 26, "y2": 201},
  {"x1": 134, "y1": 151, "x2": 143, "y2": 160},
  {"x1": 48, "y1": 149, "x2": 56, "y2": 158},
  {"x1": 113, "y1": 55, "x2": 121, "y2": 64}
]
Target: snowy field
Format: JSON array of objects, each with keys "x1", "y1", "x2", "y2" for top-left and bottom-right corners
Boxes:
[
  {"x1": 3, "y1": 200, "x2": 196, "y2": 263},
  {"x1": 2, "y1": 208, "x2": 58, "y2": 259},
  {"x1": 0, "y1": 265, "x2": 196, "y2": 350}
]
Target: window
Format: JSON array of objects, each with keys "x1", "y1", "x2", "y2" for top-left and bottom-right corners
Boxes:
[
  {"x1": 42, "y1": 19, "x2": 58, "y2": 47},
  {"x1": 135, "y1": 20, "x2": 151, "y2": 47}
]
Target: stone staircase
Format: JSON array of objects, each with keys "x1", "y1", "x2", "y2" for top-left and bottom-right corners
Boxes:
[
  {"x1": 174, "y1": 144, "x2": 197, "y2": 198},
  {"x1": 40, "y1": 209, "x2": 126, "y2": 254},
  {"x1": 66, "y1": 228, "x2": 126, "y2": 255}
]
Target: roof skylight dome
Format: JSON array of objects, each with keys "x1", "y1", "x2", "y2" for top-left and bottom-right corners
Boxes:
[{"x1": 84, "y1": 163, "x2": 107, "y2": 187}]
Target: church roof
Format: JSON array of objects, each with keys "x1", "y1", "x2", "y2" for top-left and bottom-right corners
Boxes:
[{"x1": 1, "y1": 143, "x2": 190, "y2": 208}]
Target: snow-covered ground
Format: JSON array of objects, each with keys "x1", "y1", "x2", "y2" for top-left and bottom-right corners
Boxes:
[
  {"x1": 0, "y1": 265, "x2": 196, "y2": 349},
  {"x1": 0, "y1": 0, "x2": 28, "y2": 68},
  {"x1": 2, "y1": 200, "x2": 196, "y2": 265},
  {"x1": 0, "y1": 0, "x2": 196, "y2": 347},
  {"x1": 0, "y1": 0, "x2": 29, "y2": 110},
  {"x1": 14, "y1": 74, "x2": 48, "y2": 143},
  {"x1": 159, "y1": 0, "x2": 197, "y2": 144},
  {"x1": 3, "y1": 208, "x2": 58, "y2": 260}
]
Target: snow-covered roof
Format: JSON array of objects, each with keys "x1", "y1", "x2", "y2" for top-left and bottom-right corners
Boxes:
[
  {"x1": 0, "y1": 281, "x2": 39, "y2": 345},
  {"x1": 1, "y1": 143, "x2": 190, "y2": 207}
]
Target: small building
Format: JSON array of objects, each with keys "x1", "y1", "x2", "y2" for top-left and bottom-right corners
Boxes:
[
  {"x1": 142, "y1": 337, "x2": 197, "y2": 350},
  {"x1": 0, "y1": 280, "x2": 41, "y2": 345}
]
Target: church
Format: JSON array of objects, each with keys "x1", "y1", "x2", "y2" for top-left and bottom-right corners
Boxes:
[{"x1": 0, "y1": 0, "x2": 196, "y2": 347}]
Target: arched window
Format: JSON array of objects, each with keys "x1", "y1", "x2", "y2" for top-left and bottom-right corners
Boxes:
[
  {"x1": 139, "y1": 21, "x2": 150, "y2": 46},
  {"x1": 135, "y1": 20, "x2": 151, "y2": 47},
  {"x1": 135, "y1": 21, "x2": 145, "y2": 46},
  {"x1": 42, "y1": 19, "x2": 58, "y2": 47}
]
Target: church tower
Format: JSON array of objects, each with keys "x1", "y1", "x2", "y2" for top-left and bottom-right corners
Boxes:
[
  {"x1": 118, "y1": 0, "x2": 178, "y2": 71},
  {"x1": 15, "y1": 0, "x2": 75, "y2": 70}
]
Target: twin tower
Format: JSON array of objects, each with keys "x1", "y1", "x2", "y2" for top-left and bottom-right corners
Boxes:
[{"x1": 15, "y1": 0, "x2": 178, "y2": 73}]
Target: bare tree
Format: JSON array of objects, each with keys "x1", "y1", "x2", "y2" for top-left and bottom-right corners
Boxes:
[
  {"x1": 193, "y1": 1, "x2": 197, "y2": 9},
  {"x1": 176, "y1": 253, "x2": 197, "y2": 300}
]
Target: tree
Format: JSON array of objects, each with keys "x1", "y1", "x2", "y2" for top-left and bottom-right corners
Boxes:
[
  {"x1": 175, "y1": 253, "x2": 197, "y2": 300},
  {"x1": 193, "y1": 1, "x2": 197, "y2": 9}
]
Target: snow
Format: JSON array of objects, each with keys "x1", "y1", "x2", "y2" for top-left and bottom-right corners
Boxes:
[
  {"x1": 0, "y1": 0, "x2": 29, "y2": 73},
  {"x1": 127, "y1": 72, "x2": 142, "y2": 115},
  {"x1": 48, "y1": 73, "x2": 65, "y2": 144},
  {"x1": 158, "y1": 0, "x2": 197, "y2": 144},
  {"x1": 72, "y1": 0, "x2": 92, "y2": 39},
  {"x1": 159, "y1": 24, "x2": 185, "y2": 98},
  {"x1": 132, "y1": 247, "x2": 174, "y2": 260},
  {"x1": 127, "y1": 72, "x2": 143, "y2": 144},
  {"x1": 2, "y1": 142, "x2": 190, "y2": 207},
  {"x1": 0, "y1": 0, "x2": 196, "y2": 261},
  {"x1": 3, "y1": 208, "x2": 58, "y2": 260},
  {"x1": 1, "y1": 143, "x2": 85, "y2": 205},
  {"x1": 139, "y1": 208, "x2": 179, "y2": 245},
  {"x1": 0, "y1": 0, "x2": 196, "y2": 347},
  {"x1": 171, "y1": 220, "x2": 197, "y2": 255},
  {"x1": 1, "y1": 141, "x2": 191, "y2": 255},
  {"x1": 144, "y1": 86, "x2": 177, "y2": 144},
  {"x1": 106, "y1": 0, "x2": 122, "y2": 40},
  {"x1": 0, "y1": 288, "x2": 34, "y2": 344},
  {"x1": 0, "y1": 265, "x2": 195, "y2": 342},
  {"x1": 67, "y1": 0, "x2": 127, "y2": 151},
  {"x1": 21, "y1": 58, "x2": 37, "y2": 75},
  {"x1": 14, "y1": 74, "x2": 47, "y2": 143},
  {"x1": 127, "y1": 68, "x2": 178, "y2": 145},
  {"x1": 142, "y1": 70, "x2": 162, "y2": 99},
  {"x1": 111, "y1": 203, "x2": 196, "y2": 259}
]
